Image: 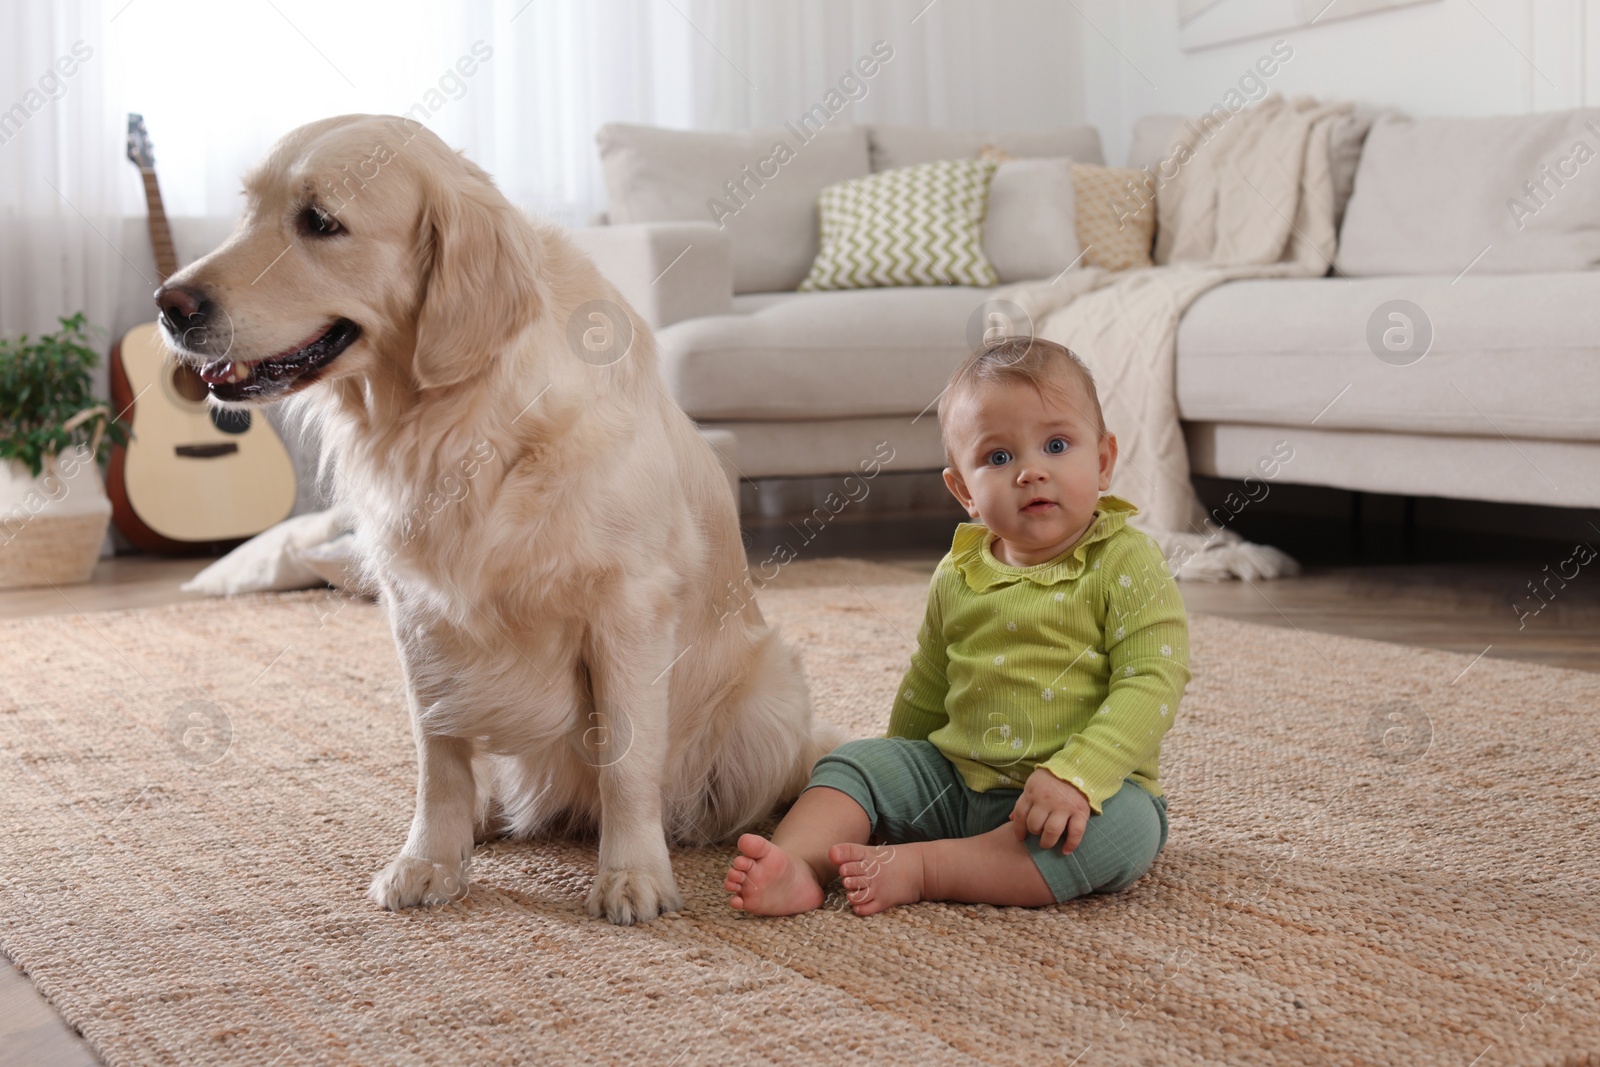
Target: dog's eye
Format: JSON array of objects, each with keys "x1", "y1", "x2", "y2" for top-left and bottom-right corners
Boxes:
[{"x1": 298, "y1": 205, "x2": 344, "y2": 238}]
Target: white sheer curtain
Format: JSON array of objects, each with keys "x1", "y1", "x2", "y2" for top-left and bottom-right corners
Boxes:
[
  {"x1": 101, "y1": 0, "x2": 698, "y2": 227},
  {"x1": 1, "y1": 0, "x2": 126, "y2": 352},
  {"x1": 2, "y1": 0, "x2": 1081, "y2": 348},
  {"x1": 1, "y1": 0, "x2": 696, "y2": 345}
]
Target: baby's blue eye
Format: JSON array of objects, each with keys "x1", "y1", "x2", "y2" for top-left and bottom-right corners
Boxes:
[
  {"x1": 987, "y1": 448, "x2": 1012, "y2": 466},
  {"x1": 1046, "y1": 437, "x2": 1068, "y2": 454}
]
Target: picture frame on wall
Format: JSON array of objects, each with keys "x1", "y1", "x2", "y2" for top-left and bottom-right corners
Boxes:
[{"x1": 1178, "y1": 0, "x2": 1440, "y2": 52}]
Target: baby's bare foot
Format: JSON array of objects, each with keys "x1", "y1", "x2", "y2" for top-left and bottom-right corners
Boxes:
[
  {"x1": 723, "y1": 833, "x2": 824, "y2": 915},
  {"x1": 830, "y1": 841, "x2": 927, "y2": 916}
]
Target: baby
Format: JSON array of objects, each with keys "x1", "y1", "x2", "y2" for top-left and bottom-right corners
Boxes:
[{"x1": 724, "y1": 335, "x2": 1190, "y2": 915}]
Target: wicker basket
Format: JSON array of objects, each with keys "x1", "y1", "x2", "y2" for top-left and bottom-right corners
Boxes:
[
  {"x1": 0, "y1": 448, "x2": 112, "y2": 590},
  {"x1": 0, "y1": 509, "x2": 109, "y2": 588}
]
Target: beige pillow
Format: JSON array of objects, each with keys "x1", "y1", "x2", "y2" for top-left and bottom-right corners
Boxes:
[
  {"x1": 1070, "y1": 164, "x2": 1156, "y2": 272},
  {"x1": 595, "y1": 122, "x2": 870, "y2": 294},
  {"x1": 980, "y1": 145, "x2": 1154, "y2": 272},
  {"x1": 1336, "y1": 110, "x2": 1600, "y2": 276},
  {"x1": 982, "y1": 157, "x2": 1081, "y2": 283}
]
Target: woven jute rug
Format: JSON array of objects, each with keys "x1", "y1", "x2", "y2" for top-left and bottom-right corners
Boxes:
[{"x1": 1, "y1": 558, "x2": 1597, "y2": 1066}]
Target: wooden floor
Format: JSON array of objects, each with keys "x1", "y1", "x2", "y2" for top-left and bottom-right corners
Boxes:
[
  {"x1": 3, "y1": 546, "x2": 1595, "y2": 672},
  {"x1": 2, "y1": 513, "x2": 1597, "y2": 1066},
  {"x1": 0, "y1": 955, "x2": 97, "y2": 1067}
]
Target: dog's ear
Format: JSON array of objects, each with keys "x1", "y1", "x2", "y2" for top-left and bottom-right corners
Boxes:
[{"x1": 412, "y1": 175, "x2": 539, "y2": 390}]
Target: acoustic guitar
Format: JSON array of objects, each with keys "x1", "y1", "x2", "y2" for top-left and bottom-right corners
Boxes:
[{"x1": 108, "y1": 114, "x2": 298, "y2": 553}]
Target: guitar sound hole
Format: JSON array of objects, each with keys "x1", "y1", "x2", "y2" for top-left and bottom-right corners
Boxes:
[
  {"x1": 169, "y1": 362, "x2": 252, "y2": 434},
  {"x1": 211, "y1": 407, "x2": 251, "y2": 435},
  {"x1": 170, "y1": 362, "x2": 209, "y2": 403}
]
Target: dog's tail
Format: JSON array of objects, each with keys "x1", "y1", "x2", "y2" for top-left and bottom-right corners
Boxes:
[{"x1": 803, "y1": 718, "x2": 852, "y2": 774}]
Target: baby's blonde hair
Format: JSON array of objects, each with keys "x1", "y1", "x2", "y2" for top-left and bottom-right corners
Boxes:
[{"x1": 937, "y1": 336, "x2": 1106, "y2": 464}]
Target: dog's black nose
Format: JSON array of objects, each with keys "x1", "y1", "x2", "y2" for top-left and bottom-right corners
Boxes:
[{"x1": 155, "y1": 284, "x2": 212, "y2": 333}]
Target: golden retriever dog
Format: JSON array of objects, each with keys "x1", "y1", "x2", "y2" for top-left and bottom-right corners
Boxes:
[{"x1": 154, "y1": 114, "x2": 845, "y2": 923}]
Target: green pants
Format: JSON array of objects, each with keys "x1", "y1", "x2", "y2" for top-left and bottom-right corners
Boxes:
[{"x1": 807, "y1": 737, "x2": 1168, "y2": 904}]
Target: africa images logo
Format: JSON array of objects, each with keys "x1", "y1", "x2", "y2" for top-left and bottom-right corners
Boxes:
[{"x1": 706, "y1": 41, "x2": 895, "y2": 229}]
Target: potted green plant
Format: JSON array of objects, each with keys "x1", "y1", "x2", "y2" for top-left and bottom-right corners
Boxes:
[{"x1": 0, "y1": 313, "x2": 129, "y2": 589}]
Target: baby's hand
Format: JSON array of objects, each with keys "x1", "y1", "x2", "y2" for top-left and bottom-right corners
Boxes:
[{"x1": 1010, "y1": 767, "x2": 1092, "y2": 854}]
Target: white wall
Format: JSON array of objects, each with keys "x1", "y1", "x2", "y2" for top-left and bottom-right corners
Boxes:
[
  {"x1": 1076, "y1": 0, "x2": 1598, "y2": 165},
  {"x1": 684, "y1": 0, "x2": 1087, "y2": 134}
]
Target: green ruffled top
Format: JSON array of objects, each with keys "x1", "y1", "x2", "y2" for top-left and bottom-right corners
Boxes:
[
  {"x1": 886, "y1": 494, "x2": 1191, "y2": 813},
  {"x1": 953, "y1": 493, "x2": 1139, "y2": 590}
]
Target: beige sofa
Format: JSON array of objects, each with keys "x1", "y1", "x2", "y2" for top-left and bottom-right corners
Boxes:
[{"x1": 571, "y1": 113, "x2": 1600, "y2": 512}]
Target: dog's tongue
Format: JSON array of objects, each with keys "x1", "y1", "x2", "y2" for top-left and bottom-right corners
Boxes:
[{"x1": 200, "y1": 359, "x2": 238, "y2": 385}]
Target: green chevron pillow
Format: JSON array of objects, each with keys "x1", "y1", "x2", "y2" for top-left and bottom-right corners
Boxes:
[{"x1": 799, "y1": 158, "x2": 1001, "y2": 290}]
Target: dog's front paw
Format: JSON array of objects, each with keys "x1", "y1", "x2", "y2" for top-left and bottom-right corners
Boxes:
[
  {"x1": 368, "y1": 855, "x2": 470, "y2": 910},
  {"x1": 587, "y1": 862, "x2": 683, "y2": 924}
]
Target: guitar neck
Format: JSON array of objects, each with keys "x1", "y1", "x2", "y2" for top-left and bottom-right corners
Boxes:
[{"x1": 140, "y1": 169, "x2": 179, "y2": 280}]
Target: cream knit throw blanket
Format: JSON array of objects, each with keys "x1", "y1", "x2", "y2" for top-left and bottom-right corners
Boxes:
[{"x1": 995, "y1": 95, "x2": 1355, "y2": 581}]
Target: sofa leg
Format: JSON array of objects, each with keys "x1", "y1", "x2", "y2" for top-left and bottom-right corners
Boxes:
[
  {"x1": 1350, "y1": 490, "x2": 1364, "y2": 562},
  {"x1": 1402, "y1": 496, "x2": 1416, "y2": 561}
]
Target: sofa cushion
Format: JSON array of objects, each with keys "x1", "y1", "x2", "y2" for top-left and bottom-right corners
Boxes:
[
  {"x1": 1335, "y1": 110, "x2": 1600, "y2": 276},
  {"x1": 1175, "y1": 273, "x2": 1600, "y2": 441},
  {"x1": 982, "y1": 157, "x2": 1080, "y2": 283},
  {"x1": 1185, "y1": 423, "x2": 1600, "y2": 510},
  {"x1": 657, "y1": 287, "x2": 993, "y2": 421},
  {"x1": 868, "y1": 124, "x2": 1104, "y2": 172},
  {"x1": 595, "y1": 122, "x2": 870, "y2": 294}
]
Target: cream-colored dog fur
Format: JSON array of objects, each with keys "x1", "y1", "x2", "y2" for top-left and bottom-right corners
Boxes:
[{"x1": 159, "y1": 114, "x2": 845, "y2": 923}]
